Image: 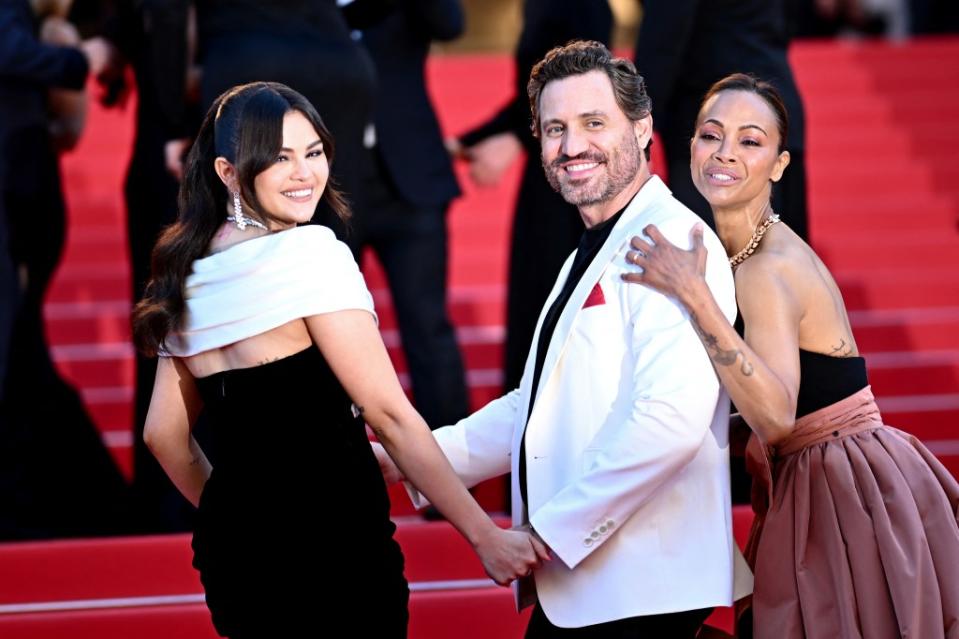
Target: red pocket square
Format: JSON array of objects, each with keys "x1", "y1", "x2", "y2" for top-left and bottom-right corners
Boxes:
[{"x1": 583, "y1": 282, "x2": 606, "y2": 308}]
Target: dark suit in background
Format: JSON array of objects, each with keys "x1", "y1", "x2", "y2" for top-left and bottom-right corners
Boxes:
[
  {"x1": 0, "y1": 199, "x2": 14, "y2": 403},
  {"x1": 635, "y1": 0, "x2": 808, "y2": 240},
  {"x1": 150, "y1": 0, "x2": 386, "y2": 234},
  {"x1": 458, "y1": 0, "x2": 612, "y2": 393},
  {"x1": 103, "y1": 0, "x2": 197, "y2": 533},
  {"x1": 356, "y1": 0, "x2": 470, "y2": 428},
  {"x1": 0, "y1": 0, "x2": 130, "y2": 539}
]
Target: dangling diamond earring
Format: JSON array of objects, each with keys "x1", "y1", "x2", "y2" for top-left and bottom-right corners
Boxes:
[
  {"x1": 230, "y1": 191, "x2": 248, "y2": 230},
  {"x1": 226, "y1": 190, "x2": 267, "y2": 231}
]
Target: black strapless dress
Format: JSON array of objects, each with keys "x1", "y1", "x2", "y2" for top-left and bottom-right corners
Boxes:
[{"x1": 192, "y1": 347, "x2": 408, "y2": 638}]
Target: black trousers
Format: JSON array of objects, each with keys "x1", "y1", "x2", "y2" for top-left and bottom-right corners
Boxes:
[
  {"x1": 0, "y1": 202, "x2": 15, "y2": 401},
  {"x1": 350, "y1": 149, "x2": 469, "y2": 429},
  {"x1": 525, "y1": 603, "x2": 713, "y2": 639},
  {"x1": 0, "y1": 129, "x2": 131, "y2": 539}
]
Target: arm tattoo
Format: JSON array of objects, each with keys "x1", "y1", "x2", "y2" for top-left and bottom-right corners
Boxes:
[
  {"x1": 829, "y1": 339, "x2": 854, "y2": 357},
  {"x1": 691, "y1": 314, "x2": 754, "y2": 376}
]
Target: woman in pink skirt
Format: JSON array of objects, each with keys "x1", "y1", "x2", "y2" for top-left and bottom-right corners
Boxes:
[{"x1": 623, "y1": 73, "x2": 959, "y2": 638}]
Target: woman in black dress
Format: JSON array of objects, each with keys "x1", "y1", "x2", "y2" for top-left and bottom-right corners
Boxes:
[
  {"x1": 132, "y1": 82, "x2": 547, "y2": 638},
  {"x1": 130, "y1": 0, "x2": 389, "y2": 532}
]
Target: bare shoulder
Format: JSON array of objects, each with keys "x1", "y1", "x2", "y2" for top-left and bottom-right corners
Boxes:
[
  {"x1": 733, "y1": 239, "x2": 806, "y2": 324},
  {"x1": 734, "y1": 226, "x2": 813, "y2": 289}
]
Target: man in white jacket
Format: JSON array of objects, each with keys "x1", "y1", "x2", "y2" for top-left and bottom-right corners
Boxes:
[{"x1": 380, "y1": 40, "x2": 750, "y2": 637}]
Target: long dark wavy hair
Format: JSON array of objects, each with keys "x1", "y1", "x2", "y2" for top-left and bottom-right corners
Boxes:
[{"x1": 132, "y1": 82, "x2": 350, "y2": 357}]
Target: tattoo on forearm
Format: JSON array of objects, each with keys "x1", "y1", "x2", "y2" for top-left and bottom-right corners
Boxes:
[
  {"x1": 830, "y1": 339, "x2": 854, "y2": 357},
  {"x1": 691, "y1": 314, "x2": 754, "y2": 376}
]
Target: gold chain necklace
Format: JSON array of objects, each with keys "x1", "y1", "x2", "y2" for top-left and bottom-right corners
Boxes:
[{"x1": 729, "y1": 212, "x2": 780, "y2": 268}]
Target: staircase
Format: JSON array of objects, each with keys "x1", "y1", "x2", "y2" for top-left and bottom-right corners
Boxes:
[{"x1": 4, "y1": 36, "x2": 958, "y2": 637}]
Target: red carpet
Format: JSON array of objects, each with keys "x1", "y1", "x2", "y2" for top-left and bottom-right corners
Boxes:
[{"x1": 6, "y1": 36, "x2": 958, "y2": 638}]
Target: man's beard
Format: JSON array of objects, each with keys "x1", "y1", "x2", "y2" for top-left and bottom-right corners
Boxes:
[{"x1": 542, "y1": 129, "x2": 643, "y2": 207}]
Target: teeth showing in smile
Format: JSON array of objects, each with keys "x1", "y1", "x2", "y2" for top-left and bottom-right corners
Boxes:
[
  {"x1": 283, "y1": 188, "x2": 312, "y2": 198},
  {"x1": 566, "y1": 162, "x2": 598, "y2": 173},
  {"x1": 709, "y1": 173, "x2": 734, "y2": 182}
]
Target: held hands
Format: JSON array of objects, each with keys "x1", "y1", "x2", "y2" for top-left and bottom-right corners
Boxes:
[
  {"x1": 474, "y1": 526, "x2": 550, "y2": 586},
  {"x1": 622, "y1": 223, "x2": 709, "y2": 304},
  {"x1": 370, "y1": 438, "x2": 548, "y2": 585}
]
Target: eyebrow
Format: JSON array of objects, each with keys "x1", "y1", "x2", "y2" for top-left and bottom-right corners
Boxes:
[
  {"x1": 542, "y1": 111, "x2": 607, "y2": 127},
  {"x1": 280, "y1": 139, "x2": 323, "y2": 152},
  {"x1": 703, "y1": 118, "x2": 768, "y2": 136}
]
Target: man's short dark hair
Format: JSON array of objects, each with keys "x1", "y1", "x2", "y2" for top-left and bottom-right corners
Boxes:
[{"x1": 527, "y1": 40, "x2": 653, "y2": 159}]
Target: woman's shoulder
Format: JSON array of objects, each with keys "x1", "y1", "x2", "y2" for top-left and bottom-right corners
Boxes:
[
  {"x1": 733, "y1": 236, "x2": 811, "y2": 314},
  {"x1": 734, "y1": 226, "x2": 812, "y2": 278},
  {"x1": 280, "y1": 224, "x2": 353, "y2": 256},
  {"x1": 189, "y1": 225, "x2": 357, "y2": 284}
]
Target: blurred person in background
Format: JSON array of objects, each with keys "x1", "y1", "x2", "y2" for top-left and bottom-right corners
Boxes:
[
  {"x1": 354, "y1": 0, "x2": 471, "y2": 432},
  {"x1": 0, "y1": 0, "x2": 131, "y2": 539},
  {"x1": 634, "y1": 0, "x2": 808, "y2": 242}
]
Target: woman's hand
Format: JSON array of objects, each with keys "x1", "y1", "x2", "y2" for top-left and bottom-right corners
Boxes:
[
  {"x1": 622, "y1": 223, "x2": 709, "y2": 306},
  {"x1": 371, "y1": 441, "x2": 405, "y2": 485},
  {"x1": 473, "y1": 527, "x2": 550, "y2": 586}
]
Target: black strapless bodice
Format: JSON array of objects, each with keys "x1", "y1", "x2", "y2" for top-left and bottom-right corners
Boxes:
[
  {"x1": 795, "y1": 349, "x2": 868, "y2": 418},
  {"x1": 191, "y1": 347, "x2": 408, "y2": 637}
]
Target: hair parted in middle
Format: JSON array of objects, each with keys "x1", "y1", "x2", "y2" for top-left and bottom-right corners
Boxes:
[
  {"x1": 526, "y1": 40, "x2": 653, "y2": 159},
  {"x1": 699, "y1": 73, "x2": 791, "y2": 153}
]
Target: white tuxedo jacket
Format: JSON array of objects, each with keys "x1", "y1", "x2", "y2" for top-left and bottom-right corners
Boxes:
[{"x1": 412, "y1": 176, "x2": 752, "y2": 627}]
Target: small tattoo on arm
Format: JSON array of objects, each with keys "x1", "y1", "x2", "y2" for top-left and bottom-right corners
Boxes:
[
  {"x1": 829, "y1": 339, "x2": 854, "y2": 357},
  {"x1": 692, "y1": 314, "x2": 754, "y2": 376}
]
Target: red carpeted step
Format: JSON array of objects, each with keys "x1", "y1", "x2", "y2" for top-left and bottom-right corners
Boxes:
[
  {"x1": 865, "y1": 351, "x2": 959, "y2": 396},
  {"x1": 817, "y1": 234, "x2": 959, "y2": 271},
  {"x1": 0, "y1": 593, "x2": 529, "y2": 639},
  {"x1": 835, "y1": 271, "x2": 959, "y2": 310},
  {"x1": 0, "y1": 606, "x2": 220, "y2": 639},
  {"x1": 0, "y1": 508, "x2": 756, "y2": 638},
  {"x1": 0, "y1": 586, "x2": 745, "y2": 639},
  {"x1": 849, "y1": 308, "x2": 959, "y2": 352},
  {"x1": 0, "y1": 519, "x2": 507, "y2": 605}
]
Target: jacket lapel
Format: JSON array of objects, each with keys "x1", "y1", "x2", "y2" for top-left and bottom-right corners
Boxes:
[
  {"x1": 527, "y1": 176, "x2": 670, "y2": 423},
  {"x1": 514, "y1": 255, "x2": 575, "y2": 454}
]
